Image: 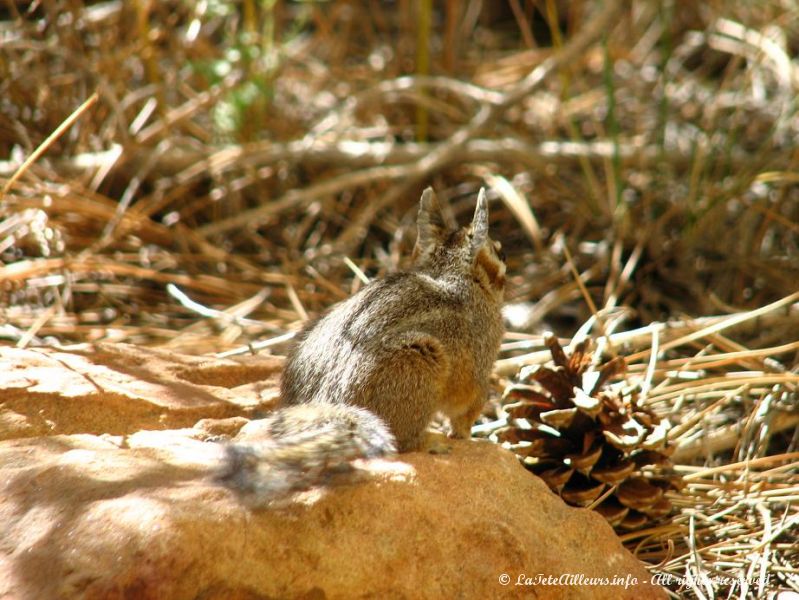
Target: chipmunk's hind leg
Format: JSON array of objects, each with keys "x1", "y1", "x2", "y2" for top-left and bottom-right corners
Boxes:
[{"x1": 357, "y1": 332, "x2": 450, "y2": 452}]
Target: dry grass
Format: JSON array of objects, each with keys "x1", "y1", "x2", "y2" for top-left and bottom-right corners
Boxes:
[
  {"x1": 1, "y1": 1, "x2": 797, "y2": 596},
  {"x1": 488, "y1": 293, "x2": 799, "y2": 597}
]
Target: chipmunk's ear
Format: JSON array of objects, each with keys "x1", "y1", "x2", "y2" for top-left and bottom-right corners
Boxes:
[
  {"x1": 469, "y1": 188, "x2": 489, "y2": 256},
  {"x1": 415, "y1": 187, "x2": 447, "y2": 256}
]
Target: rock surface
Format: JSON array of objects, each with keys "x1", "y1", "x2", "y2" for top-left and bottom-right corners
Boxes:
[
  {"x1": 0, "y1": 344, "x2": 665, "y2": 599},
  {"x1": 0, "y1": 343, "x2": 282, "y2": 440}
]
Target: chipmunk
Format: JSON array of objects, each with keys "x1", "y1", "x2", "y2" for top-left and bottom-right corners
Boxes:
[{"x1": 219, "y1": 187, "x2": 506, "y2": 504}]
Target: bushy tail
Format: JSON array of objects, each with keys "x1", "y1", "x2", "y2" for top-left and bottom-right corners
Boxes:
[{"x1": 217, "y1": 403, "x2": 396, "y2": 505}]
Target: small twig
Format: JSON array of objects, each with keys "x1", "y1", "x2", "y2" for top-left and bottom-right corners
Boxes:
[
  {"x1": 166, "y1": 283, "x2": 266, "y2": 327},
  {"x1": 1, "y1": 92, "x2": 99, "y2": 198},
  {"x1": 672, "y1": 413, "x2": 799, "y2": 463},
  {"x1": 215, "y1": 332, "x2": 296, "y2": 358},
  {"x1": 342, "y1": 256, "x2": 371, "y2": 285},
  {"x1": 627, "y1": 291, "x2": 799, "y2": 363}
]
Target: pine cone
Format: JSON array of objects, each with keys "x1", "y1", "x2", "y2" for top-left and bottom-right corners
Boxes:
[{"x1": 492, "y1": 334, "x2": 682, "y2": 530}]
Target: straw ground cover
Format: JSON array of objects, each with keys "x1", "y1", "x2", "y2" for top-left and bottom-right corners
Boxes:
[{"x1": 1, "y1": 1, "x2": 797, "y2": 596}]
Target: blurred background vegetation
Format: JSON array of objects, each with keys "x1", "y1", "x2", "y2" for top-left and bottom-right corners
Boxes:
[
  {"x1": 1, "y1": 1, "x2": 798, "y2": 595},
  {"x1": 1, "y1": 0, "x2": 797, "y2": 349}
]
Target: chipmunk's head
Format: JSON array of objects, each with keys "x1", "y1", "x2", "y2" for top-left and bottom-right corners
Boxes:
[{"x1": 412, "y1": 187, "x2": 506, "y2": 295}]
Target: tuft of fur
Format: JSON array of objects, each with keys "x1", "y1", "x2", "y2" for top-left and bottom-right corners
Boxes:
[
  {"x1": 220, "y1": 187, "x2": 505, "y2": 505},
  {"x1": 218, "y1": 404, "x2": 396, "y2": 504}
]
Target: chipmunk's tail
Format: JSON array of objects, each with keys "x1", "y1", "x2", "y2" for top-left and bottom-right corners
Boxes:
[{"x1": 216, "y1": 403, "x2": 396, "y2": 505}]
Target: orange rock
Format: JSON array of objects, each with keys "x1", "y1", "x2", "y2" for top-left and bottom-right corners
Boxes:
[
  {"x1": 0, "y1": 344, "x2": 282, "y2": 440},
  {"x1": 0, "y1": 345, "x2": 664, "y2": 599}
]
